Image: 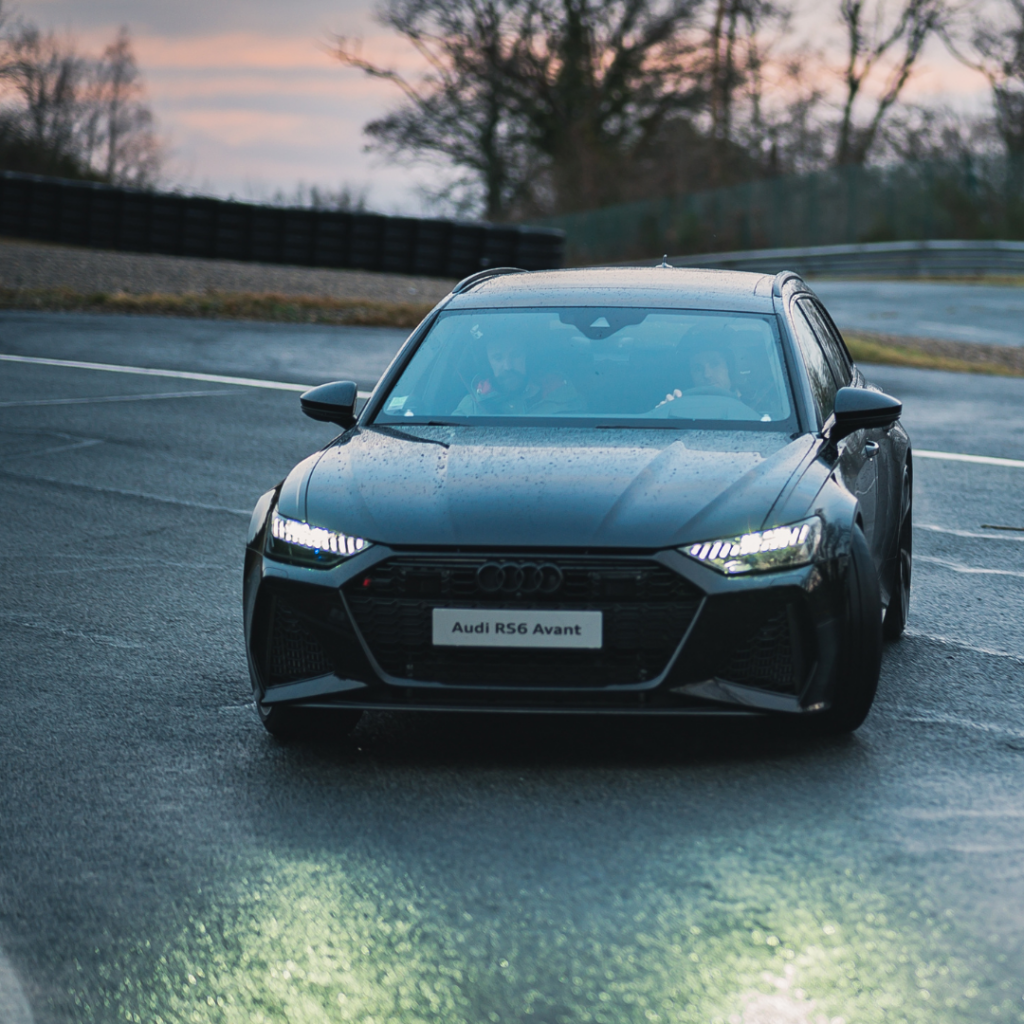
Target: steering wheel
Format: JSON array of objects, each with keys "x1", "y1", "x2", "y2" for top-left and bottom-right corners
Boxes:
[{"x1": 652, "y1": 386, "x2": 761, "y2": 419}]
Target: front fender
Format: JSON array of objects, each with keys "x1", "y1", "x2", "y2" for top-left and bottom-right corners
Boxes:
[{"x1": 247, "y1": 485, "x2": 279, "y2": 550}]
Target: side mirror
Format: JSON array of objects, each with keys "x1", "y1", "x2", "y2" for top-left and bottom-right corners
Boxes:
[
  {"x1": 828, "y1": 386, "x2": 902, "y2": 444},
  {"x1": 300, "y1": 381, "x2": 359, "y2": 429}
]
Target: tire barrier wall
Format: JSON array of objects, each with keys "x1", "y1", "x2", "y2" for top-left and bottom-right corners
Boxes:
[
  {"x1": 0, "y1": 170, "x2": 565, "y2": 277},
  {"x1": 649, "y1": 239, "x2": 1024, "y2": 278}
]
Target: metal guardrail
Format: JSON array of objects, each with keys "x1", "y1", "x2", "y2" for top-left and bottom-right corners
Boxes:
[
  {"x1": 636, "y1": 240, "x2": 1024, "y2": 278},
  {"x1": 0, "y1": 171, "x2": 565, "y2": 278}
]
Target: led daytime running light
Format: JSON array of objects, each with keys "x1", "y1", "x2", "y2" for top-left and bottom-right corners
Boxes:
[
  {"x1": 684, "y1": 517, "x2": 822, "y2": 574},
  {"x1": 271, "y1": 510, "x2": 368, "y2": 557}
]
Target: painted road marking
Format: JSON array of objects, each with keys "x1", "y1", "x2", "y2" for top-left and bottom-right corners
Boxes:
[
  {"x1": 918, "y1": 523, "x2": 1024, "y2": 542},
  {"x1": 904, "y1": 630, "x2": 1024, "y2": 664},
  {"x1": 0, "y1": 470, "x2": 251, "y2": 516},
  {"x1": 916, "y1": 554, "x2": 1024, "y2": 580},
  {"x1": 916, "y1": 448, "x2": 1024, "y2": 469},
  {"x1": 3, "y1": 356, "x2": 1023, "y2": 467},
  {"x1": 0, "y1": 353, "x2": 373, "y2": 398},
  {"x1": 0, "y1": 389, "x2": 235, "y2": 408}
]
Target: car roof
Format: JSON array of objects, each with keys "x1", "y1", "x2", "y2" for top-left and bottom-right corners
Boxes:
[{"x1": 446, "y1": 266, "x2": 778, "y2": 314}]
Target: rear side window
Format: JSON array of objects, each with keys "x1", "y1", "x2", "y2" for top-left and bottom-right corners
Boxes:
[
  {"x1": 789, "y1": 303, "x2": 838, "y2": 423},
  {"x1": 799, "y1": 299, "x2": 852, "y2": 386}
]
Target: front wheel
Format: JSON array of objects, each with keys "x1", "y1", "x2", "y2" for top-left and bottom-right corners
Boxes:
[
  {"x1": 814, "y1": 525, "x2": 883, "y2": 735},
  {"x1": 883, "y1": 463, "x2": 912, "y2": 641},
  {"x1": 257, "y1": 700, "x2": 363, "y2": 740}
]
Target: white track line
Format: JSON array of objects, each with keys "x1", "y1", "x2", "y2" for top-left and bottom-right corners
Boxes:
[
  {"x1": 0, "y1": 353, "x2": 372, "y2": 398},
  {"x1": 918, "y1": 523, "x2": 1024, "y2": 542},
  {"x1": 0, "y1": 470, "x2": 251, "y2": 516},
  {"x1": 0, "y1": 389, "x2": 235, "y2": 408},
  {"x1": 916, "y1": 448, "x2": 1024, "y2": 468},
  {"x1": 4, "y1": 356, "x2": 1022, "y2": 466},
  {"x1": 916, "y1": 554, "x2": 1024, "y2": 580},
  {"x1": 0, "y1": 948, "x2": 33, "y2": 1024},
  {"x1": 903, "y1": 630, "x2": 1024, "y2": 663}
]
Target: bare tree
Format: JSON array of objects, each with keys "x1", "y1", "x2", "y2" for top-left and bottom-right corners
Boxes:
[
  {"x1": 334, "y1": 0, "x2": 704, "y2": 219},
  {"x1": 501, "y1": 0, "x2": 704, "y2": 212},
  {"x1": 0, "y1": 21, "x2": 161, "y2": 184},
  {"x1": 833, "y1": 0, "x2": 947, "y2": 165},
  {"x1": 874, "y1": 102, "x2": 997, "y2": 161},
  {"x1": 739, "y1": 52, "x2": 829, "y2": 176},
  {"x1": 91, "y1": 27, "x2": 161, "y2": 185},
  {"x1": 943, "y1": 0, "x2": 1024, "y2": 156},
  {"x1": 705, "y1": 0, "x2": 792, "y2": 180},
  {"x1": 269, "y1": 182, "x2": 369, "y2": 210},
  {"x1": 334, "y1": 0, "x2": 532, "y2": 220},
  {"x1": 3, "y1": 25, "x2": 89, "y2": 168}
]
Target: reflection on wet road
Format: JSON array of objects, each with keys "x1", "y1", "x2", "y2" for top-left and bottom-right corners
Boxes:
[{"x1": 0, "y1": 315, "x2": 1023, "y2": 1024}]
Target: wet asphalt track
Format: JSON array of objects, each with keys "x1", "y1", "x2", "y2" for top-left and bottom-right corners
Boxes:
[
  {"x1": 2, "y1": 312, "x2": 1024, "y2": 1024},
  {"x1": 811, "y1": 279, "x2": 1024, "y2": 347}
]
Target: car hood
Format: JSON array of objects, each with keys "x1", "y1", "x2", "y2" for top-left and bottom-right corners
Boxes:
[{"x1": 283, "y1": 425, "x2": 817, "y2": 549}]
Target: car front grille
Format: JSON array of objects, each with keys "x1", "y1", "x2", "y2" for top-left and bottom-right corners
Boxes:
[
  {"x1": 666, "y1": 592, "x2": 813, "y2": 696},
  {"x1": 720, "y1": 607, "x2": 797, "y2": 692},
  {"x1": 343, "y1": 555, "x2": 702, "y2": 687},
  {"x1": 266, "y1": 602, "x2": 335, "y2": 684}
]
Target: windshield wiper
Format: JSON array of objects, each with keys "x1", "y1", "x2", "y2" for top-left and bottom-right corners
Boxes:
[
  {"x1": 367, "y1": 425, "x2": 450, "y2": 449},
  {"x1": 595, "y1": 423, "x2": 684, "y2": 430}
]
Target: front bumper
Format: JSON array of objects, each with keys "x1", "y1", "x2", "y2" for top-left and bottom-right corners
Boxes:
[{"x1": 243, "y1": 537, "x2": 847, "y2": 717}]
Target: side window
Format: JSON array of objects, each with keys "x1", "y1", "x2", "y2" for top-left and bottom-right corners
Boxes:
[
  {"x1": 800, "y1": 299, "x2": 853, "y2": 386},
  {"x1": 789, "y1": 303, "x2": 838, "y2": 423}
]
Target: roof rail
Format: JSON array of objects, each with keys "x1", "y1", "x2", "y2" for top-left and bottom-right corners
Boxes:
[
  {"x1": 451, "y1": 266, "x2": 526, "y2": 294},
  {"x1": 771, "y1": 270, "x2": 806, "y2": 297}
]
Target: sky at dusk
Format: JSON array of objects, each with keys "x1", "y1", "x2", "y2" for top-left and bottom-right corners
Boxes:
[{"x1": 14, "y1": 0, "x2": 993, "y2": 215}]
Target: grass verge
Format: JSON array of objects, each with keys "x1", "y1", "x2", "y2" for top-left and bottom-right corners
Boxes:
[
  {"x1": 0, "y1": 287, "x2": 435, "y2": 328},
  {"x1": 844, "y1": 331, "x2": 1024, "y2": 377},
  {"x1": 1, "y1": 286, "x2": 1021, "y2": 378}
]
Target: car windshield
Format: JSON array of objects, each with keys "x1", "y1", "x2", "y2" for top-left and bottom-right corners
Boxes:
[{"x1": 373, "y1": 306, "x2": 795, "y2": 429}]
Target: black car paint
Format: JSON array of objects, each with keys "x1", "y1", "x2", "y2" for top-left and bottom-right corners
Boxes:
[{"x1": 243, "y1": 267, "x2": 910, "y2": 719}]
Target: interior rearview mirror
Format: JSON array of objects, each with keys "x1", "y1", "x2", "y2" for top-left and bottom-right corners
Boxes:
[
  {"x1": 828, "y1": 387, "x2": 902, "y2": 444},
  {"x1": 300, "y1": 380, "x2": 359, "y2": 429}
]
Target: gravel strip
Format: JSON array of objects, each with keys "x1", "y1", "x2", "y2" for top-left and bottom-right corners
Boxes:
[{"x1": 0, "y1": 237, "x2": 456, "y2": 302}]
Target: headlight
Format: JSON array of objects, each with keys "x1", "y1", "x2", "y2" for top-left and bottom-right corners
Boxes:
[
  {"x1": 683, "y1": 516, "x2": 822, "y2": 575},
  {"x1": 267, "y1": 509, "x2": 370, "y2": 568}
]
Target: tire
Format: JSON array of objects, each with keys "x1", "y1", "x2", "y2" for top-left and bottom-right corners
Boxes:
[
  {"x1": 882, "y1": 463, "x2": 912, "y2": 641},
  {"x1": 257, "y1": 700, "x2": 363, "y2": 740},
  {"x1": 814, "y1": 525, "x2": 883, "y2": 735}
]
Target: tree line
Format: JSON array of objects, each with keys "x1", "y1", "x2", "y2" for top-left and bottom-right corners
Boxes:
[
  {"x1": 334, "y1": 0, "x2": 1024, "y2": 221},
  {"x1": 0, "y1": 8, "x2": 160, "y2": 187}
]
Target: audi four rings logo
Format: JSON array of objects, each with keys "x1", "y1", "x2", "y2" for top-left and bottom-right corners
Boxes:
[{"x1": 476, "y1": 561, "x2": 564, "y2": 594}]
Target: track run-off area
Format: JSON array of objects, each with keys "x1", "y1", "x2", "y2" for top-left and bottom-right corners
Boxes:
[{"x1": 2, "y1": 311, "x2": 1024, "y2": 1024}]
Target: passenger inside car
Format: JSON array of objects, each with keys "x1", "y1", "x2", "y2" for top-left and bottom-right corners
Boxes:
[{"x1": 453, "y1": 333, "x2": 585, "y2": 416}]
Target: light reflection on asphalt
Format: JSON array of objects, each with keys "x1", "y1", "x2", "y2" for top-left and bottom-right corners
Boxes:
[{"x1": 75, "y1": 847, "x2": 1006, "y2": 1024}]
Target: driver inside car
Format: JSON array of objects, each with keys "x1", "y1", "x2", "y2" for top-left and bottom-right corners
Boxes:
[
  {"x1": 656, "y1": 347, "x2": 741, "y2": 409},
  {"x1": 454, "y1": 332, "x2": 584, "y2": 416}
]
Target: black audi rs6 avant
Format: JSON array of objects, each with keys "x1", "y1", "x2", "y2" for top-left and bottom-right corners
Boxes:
[{"x1": 243, "y1": 266, "x2": 912, "y2": 737}]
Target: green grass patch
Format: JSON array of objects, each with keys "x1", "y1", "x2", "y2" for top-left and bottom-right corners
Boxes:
[
  {"x1": 3, "y1": 285, "x2": 1022, "y2": 380},
  {"x1": 845, "y1": 333, "x2": 1024, "y2": 377},
  {"x1": 0, "y1": 287, "x2": 434, "y2": 328}
]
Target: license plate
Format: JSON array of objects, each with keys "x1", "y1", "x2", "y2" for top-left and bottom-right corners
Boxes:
[{"x1": 432, "y1": 608, "x2": 602, "y2": 649}]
